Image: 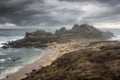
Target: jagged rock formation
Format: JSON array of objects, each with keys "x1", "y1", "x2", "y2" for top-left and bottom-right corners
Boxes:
[
  {"x1": 103, "y1": 31, "x2": 114, "y2": 39},
  {"x1": 55, "y1": 24, "x2": 114, "y2": 40},
  {"x1": 55, "y1": 27, "x2": 68, "y2": 36},
  {"x1": 2, "y1": 24, "x2": 114, "y2": 48}
]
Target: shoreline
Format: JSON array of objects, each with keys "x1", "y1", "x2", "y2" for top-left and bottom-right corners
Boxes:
[
  {"x1": 2, "y1": 47, "x2": 59, "y2": 80},
  {"x1": 21, "y1": 40, "x2": 120, "y2": 80},
  {"x1": 1, "y1": 39, "x2": 100, "y2": 80},
  {"x1": 0, "y1": 24, "x2": 117, "y2": 80}
]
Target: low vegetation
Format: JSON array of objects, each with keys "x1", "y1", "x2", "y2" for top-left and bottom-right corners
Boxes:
[{"x1": 22, "y1": 43, "x2": 120, "y2": 80}]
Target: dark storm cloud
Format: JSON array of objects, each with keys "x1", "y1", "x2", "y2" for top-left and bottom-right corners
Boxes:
[
  {"x1": 58, "y1": 0, "x2": 120, "y2": 25},
  {"x1": 0, "y1": 0, "x2": 44, "y2": 25},
  {"x1": 0, "y1": 0, "x2": 120, "y2": 28},
  {"x1": 58, "y1": 0, "x2": 120, "y2": 5},
  {"x1": 0, "y1": 0, "x2": 84, "y2": 27}
]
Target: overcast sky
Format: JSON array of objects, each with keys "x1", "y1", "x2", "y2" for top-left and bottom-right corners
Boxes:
[{"x1": 0, "y1": 0, "x2": 120, "y2": 30}]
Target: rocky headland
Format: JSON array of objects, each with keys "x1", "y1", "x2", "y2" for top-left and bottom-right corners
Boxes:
[{"x1": 2, "y1": 24, "x2": 114, "y2": 48}]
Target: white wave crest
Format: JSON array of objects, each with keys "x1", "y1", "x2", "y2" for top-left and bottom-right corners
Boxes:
[
  {"x1": 0, "y1": 36, "x2": 24, "y2": 47},
  {"x1": 0, "y1": 59, "x2": 6, "y2": 63},
  {"x1": 110, "y1": 35, "x2": 120, "y2": 41},
  {"x1": 0, "y1": 66, "x2": 22, "y2": 80},
  {"x1": 0, "y1": 58, "x2": 12, "y2": 63}
]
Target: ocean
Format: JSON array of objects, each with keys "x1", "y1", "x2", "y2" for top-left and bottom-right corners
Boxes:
[
  {"x1": 0, "y1": 28, "x2": 120, "y2": 80},
  {"x1": 0, "y1": 29, "x2": 54, "y2": 80}
]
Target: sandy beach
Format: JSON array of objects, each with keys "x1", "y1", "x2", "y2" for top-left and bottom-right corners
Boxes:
[
  {"x1": 2, "y1": 39, "x2": 98, "y2": 80},
  {"x1": 1, "y1": 43, "x2": 59, "y2": 80},
  {"x1": 2, "y1": 47, "x2": 58, "y2": 80}
]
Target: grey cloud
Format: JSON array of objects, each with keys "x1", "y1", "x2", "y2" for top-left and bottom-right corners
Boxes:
[
  {"x1": 58, "y1": 0, "x2": 120, "y2": 5},
  {"x1": 0, "y1": 0, "x2": 44, "y2": 25},
  {"x1": 0, "y1": 0, "x2": 120, "y2": 29},
  {"x1": 58, "y1": 0, "x2": 120, "y2": 24},
  {"x1": 0, "y1": 0, "x2": 83, "y2": 27}
]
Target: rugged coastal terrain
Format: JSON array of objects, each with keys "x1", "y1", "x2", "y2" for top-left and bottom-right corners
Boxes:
[
  {"x1": 21, "y1": 41, "x2": 120, "y2": 80},
  {"x1": 2, "y1": 24, "x2": 114, "y2": 48},
  {"x1": 3, "y1": 24, "x2": 120, "y2": 80}
]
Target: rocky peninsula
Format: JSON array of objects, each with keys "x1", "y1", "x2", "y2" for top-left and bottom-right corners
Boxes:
[
  {"x1": 3, "y1": 24, "x2": 120, "y2": 80},
  {"x1": 2, "y1": 24, "x2": 114, "y2": 48}
]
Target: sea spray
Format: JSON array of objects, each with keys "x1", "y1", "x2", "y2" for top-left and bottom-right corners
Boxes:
[
  {"x1": 0, "y1": 36, "x2": 24, "y2": 47},
  {"x1": 110, "y1": 35, "x2": 120, "y2": 41}
]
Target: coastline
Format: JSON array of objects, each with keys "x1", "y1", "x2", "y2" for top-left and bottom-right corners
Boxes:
[
  {"x1": 0, "y1": 24, "x2": 118, "y2": 80},
  {"x1": 2, "y1": 47, "x2": 58, "y2": 80},
  {"x1": 2, "y1": 39, "x2": 97, "y2": 80},
  {"x1": 21, "y1": 40, "x2": 120, "y2": 80}
]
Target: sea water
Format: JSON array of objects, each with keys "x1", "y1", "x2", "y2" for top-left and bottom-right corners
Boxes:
[{"x1": 0, "y1": 29, "x2": 54, "y2": 80}]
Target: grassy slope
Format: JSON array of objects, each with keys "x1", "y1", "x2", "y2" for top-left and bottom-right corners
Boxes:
[{"x1": 22, "y1": 44, "x2": 120, "y2": 80}]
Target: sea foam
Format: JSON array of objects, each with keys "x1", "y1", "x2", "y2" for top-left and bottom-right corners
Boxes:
[
  {"x1": 0, "y1": 59, "x2": 6, "y2": 63},
  {"x1": 0, "y1": 66, "x2": 22, "y2": 80},
  {"x1": 0, "y1": 36, "x2": 24, "y2": 47},
  {"x1": 110, "y1": 35, "x2": 120, "y2": 41},
  {"x1": 0, "y1": 58, "x2": 12, "y2": 63}
]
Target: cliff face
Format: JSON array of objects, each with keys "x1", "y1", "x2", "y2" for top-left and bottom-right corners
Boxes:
[{"x1": 55, "y1": 24, "x2": 114, "y2": 40}]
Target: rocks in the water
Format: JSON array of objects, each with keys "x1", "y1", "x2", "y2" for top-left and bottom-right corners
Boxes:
[
  {"x1": 2, "y1": 46, "x2": 8, "y2": 49},
  {"x1": 12, "y1": 57, "x2": 21, "y2": 62}
]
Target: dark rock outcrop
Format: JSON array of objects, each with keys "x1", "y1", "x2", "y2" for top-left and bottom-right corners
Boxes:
[
  {"x1": 103, "y1": 31, "x2": 114, "y2": 39},
  {"x1": 55, "y1": 27, "x2": 68, "y2": 36},
  {"x1": 25, "y1": 30, "x2": 54, "y2": 38},
  {"x1": 3, "y1": 30, "x2": 60, "y2": 48},
  {"x1": 55, "y1": 24, "x2": 114, "y2": 40}
]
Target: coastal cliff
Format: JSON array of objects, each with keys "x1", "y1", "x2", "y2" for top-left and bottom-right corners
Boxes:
[{"x1": 2, "y1": 24, "x2": 114, "y2": 48}]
